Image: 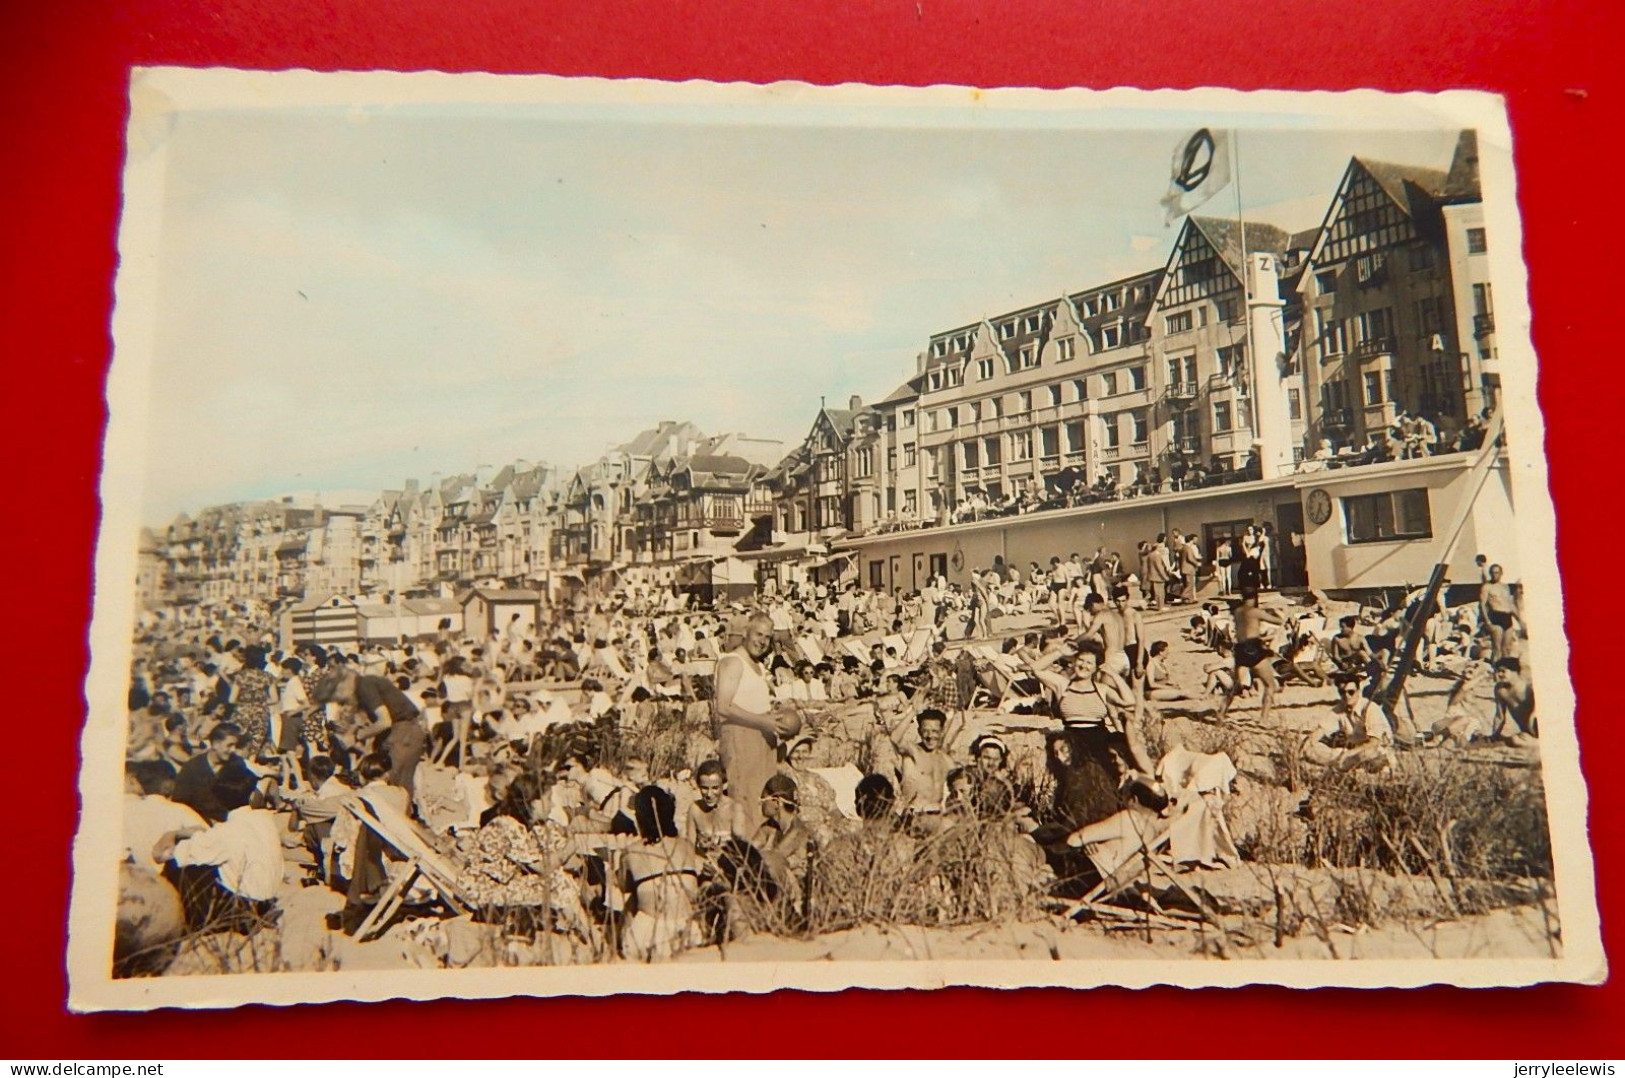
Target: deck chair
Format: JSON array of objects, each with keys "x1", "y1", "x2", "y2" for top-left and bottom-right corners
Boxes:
[
  {"x1": 345, "y1": 790, "x2": 477, "y2": 942},
  {"x1": 797, "y1": 635, "x2": 826, "y2": 667},
  {"x1": 902, "y1": 627, "x2": 936, "y2": 664},
  {"x1": 1062, "y1": 808, "x2": 1222, "y2": 932}
]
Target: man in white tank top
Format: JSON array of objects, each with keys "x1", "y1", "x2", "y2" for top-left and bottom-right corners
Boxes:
[{"x1": 713, "y1": 613, "x2": 797, "y2": 832}]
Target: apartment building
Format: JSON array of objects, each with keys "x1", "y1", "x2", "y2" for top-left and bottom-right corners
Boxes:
[{"x1": 1299, "y1": 132, "x2": 1488, "y2": 450}]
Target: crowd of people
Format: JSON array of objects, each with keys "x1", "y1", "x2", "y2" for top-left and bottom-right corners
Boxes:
[{"x1": 116, "y1": 523, "x2": 1533, "y2": 973}]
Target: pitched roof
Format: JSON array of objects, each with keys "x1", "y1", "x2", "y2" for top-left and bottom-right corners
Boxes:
[
  {"x1": 1353, "y1": 158, "x2": 1449, "y2": 217},
  {"x1": 876, "y1": 376, "x2": 923, "y2": 406},
  {"x1": 1442, "y1": 129, "x2": 1481, "y2": 202},
  {"x1": 1190, "y1": 216, "x2": 1292, "y2": 275}
]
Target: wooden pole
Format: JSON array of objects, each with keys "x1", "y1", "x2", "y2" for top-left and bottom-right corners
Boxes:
[{"x1": 1376, "y1": 412, "x2": 1506, "y2": 732}]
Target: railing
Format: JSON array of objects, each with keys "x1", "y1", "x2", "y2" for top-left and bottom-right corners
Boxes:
[
  {"x1": 1099, "y1": 444, "x2": 1122, "y2": 460},
  {"x1": 1174, "y1": 435, "x2": 1201, "y2": 455},
  {"x1": 1165, "y1": 382, "x2": 1200, "y2": 404},
  {"x1": 1353, "y1": 336, "x2": 1395, "y2": 358},
  {"x1": 1063, "y1": 451, "x2": 1086, "y2": 466},
  {"x1": 1207, "y1": 372, "x2": 1234, "y2": 389},
  {"x1": 1473, "y1": 313, "x2": 1495, "y2": 337},
  {"x1": 1039, "y1": 454, "x2": 1062, "y2": 471},
  {"x1": 1321, "y1": 408, "x2": 1353, "y2": 429}
]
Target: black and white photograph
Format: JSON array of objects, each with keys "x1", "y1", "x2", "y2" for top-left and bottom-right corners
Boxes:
[{"x1": 70, "y1": 70, "x2": 1603, "y2": 1009}]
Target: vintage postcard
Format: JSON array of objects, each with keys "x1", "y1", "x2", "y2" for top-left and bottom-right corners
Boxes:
[{"x1": 71, "y1": 68, "x2": 1603, "y2": 1010}]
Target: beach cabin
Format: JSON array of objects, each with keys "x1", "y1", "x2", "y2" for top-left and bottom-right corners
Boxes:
[
  {"x1": 285, "y1": 593, "x2": 362, "y2": 652},
  {"x1": 459, "y1": 587, "x2": 542, "y2": 642}
]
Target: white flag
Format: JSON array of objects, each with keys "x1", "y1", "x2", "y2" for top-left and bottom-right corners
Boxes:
[{"x1": 1161, "y1": 128, "x2": 1232, "y2": 224}]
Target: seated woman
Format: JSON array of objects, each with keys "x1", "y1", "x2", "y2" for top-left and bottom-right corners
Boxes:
[
  {"x1": 619, "y1": 785, "x2": 705, "y2": 961},
  {"x1": 455, "y1": 769, "x2": 592, "y2": 942},
  {"x1": 777, "y1": 735, "x2": 843, "y2": 845},
  {"x1": 1029, "y1": 729, "x2": 1128, "y2": 895}
]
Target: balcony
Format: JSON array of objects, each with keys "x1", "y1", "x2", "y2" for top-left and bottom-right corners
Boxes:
[
  {"x1": 1473, "y1": 313, "x2": 1495, "y2": 338},
  {"x1": 1164, "y1": 382, "x2": 1200, "y2": 405},
  {"x1": 1353, "y1": 336, "x2": 1396, "y2": 359},
  {"x1": 1208, "y1": 372, "x2": 1235, "y2": 390},
  {"x1": 1321, "y1": 408, "x2": 1353, "y2": 431},
  {"x1": 1099, "y1": 444, "x2": 1122, "y2": 461},
  {"x1": 1172, "y1": 435, "x2": 1201, "y2": 456},
  {"x1": 1039, "y1": 454, "x2": 1062, "y2": 472},
  {"x1": 1063, "y1": 451, "x2": 1086, "y2": 467}
]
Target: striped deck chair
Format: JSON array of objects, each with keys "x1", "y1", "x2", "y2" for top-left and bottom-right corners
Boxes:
[{"x1": 345, "y1": 790, "x2": 476, "y2": 942}]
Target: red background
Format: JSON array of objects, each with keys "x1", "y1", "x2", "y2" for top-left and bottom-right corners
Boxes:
[{"x1": 4, "y1": 0, "x2": 1621, "y2": 1058}]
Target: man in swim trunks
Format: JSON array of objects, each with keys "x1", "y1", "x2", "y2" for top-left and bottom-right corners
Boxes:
[
  {"x1": 1479, "y1": 563, "x2": 1522, "y2": 661},
  {"x1": 1217, "y1": 586, "x2": 1284, "y2": 726}
]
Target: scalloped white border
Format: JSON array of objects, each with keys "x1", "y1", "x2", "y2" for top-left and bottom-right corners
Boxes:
[{"x1": 70, "y1": 68, "x2": 1602, "y2": 1012}]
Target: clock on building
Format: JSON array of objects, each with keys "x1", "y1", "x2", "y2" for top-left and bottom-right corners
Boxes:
[{"x1": 1306, "y1": 488, "x2": 1333, "y2": 526}]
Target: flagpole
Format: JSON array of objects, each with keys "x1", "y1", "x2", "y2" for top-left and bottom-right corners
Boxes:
[{"x1": 1230, "y1": 129, "x2": 1261, "y2": 443}]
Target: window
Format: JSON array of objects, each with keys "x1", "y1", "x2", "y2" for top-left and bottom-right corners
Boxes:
[
  {"x1": 1046, "y1": 384, "x2": 1062, "y2": 407},
  {"x1": 945, "y1": 407, "x2": 958, "y2": 429},
  {"x1": 1409, "y1": 243, "x2": 1437, "y2": 270},
  {"x1": 1130, "y1": 411, "x2": 1148, "y2": 444},
  {"x1": 902, "y1": 409, "x2": 915, "y2": 428},
  {"x1": 1041, "y1": 426, "x2": 1060, "y2": 457},
  {"x1": 1235, "y1": 398, "x2": 1251, "y2": 430},
  {"x1": 928, "y1": 371, "x2": 942, "y2": 392},
  {"x1": 965, "y1": 400, "x2": 980, "y2": 423},
  {"x1": 962, "y1": 442, "x2": 979, "y2": 470},
  {"x1": 870, "y1": 560, "x2": 885, "y2": 588},
  {"x1": 1084, "y1": 296, "x2": 1100, "y2": 316},
  {"x1": 1104, "y1": 415, "x2": 1122, "y2": 448},
  {"x1": 977, "y1": 358, "x2": 995, "y2": 380},
  {"x1": 931, "y1": 340, "x2": 947, "y2": 357},
  {"x1": 1101, "y1": 371, "x2": 1119, "y2": 396},
  {"x1": 1016, "y1": 390, "x2": 1032, "y2": 413},
  {"x1": 1216, "y1": 297, "x2": 1241, "y2": 323},
  {"x1": 1010, "y1": 431, "x2": 1033, "y2": 461},
  {"x1": 1218, "y1": 344, "x2": 1244, "y2": 378},
  {"x1": 1355, "y1": 251, "x2": 1388, "y2": 285},
  {"x1": 1288, "y1": 388, "x2": 1302, "y2": 420},
  {"x1": 1214, "y1": 400, "x2": 1232, "y2": 432},
  {"x1": 1057, "y1": 338, "x2": 1075, "y2": 362},
  {"x1": 1415, "y1": 296, "x2": 1445, "y2": 337},
  {"x1": 1466, "y1": 228, "x2": 1488, "y2": 254},
  {"x1": 1129, "y1": 366, "x2": 1147, "y2": 391},
  {"x1": 983, "y1": 437, "x2": 1001, "y2": 466},
  {"x1": 1473, "y1": 282, "x2": 1494, "y2": 316},
  {"x1": 1072, "y1": 378, "x2": 1088, "y2": 402},
  {"x1": 1316, "y1": 308, "x2": 1347, "y2": 355},
  {"x1": 1129, "y1": 321, "x2": 1151, "y2": 343},
  {"x1": 1100, "y1": 325, "x2": 1121, "y2": 349},
  {"x1": 904, "y1": 489, "x2": 918, "y2": 515},
  {"x1": 1024, "y1": 314, "x2": 1042, "y2": 333},
  {"x1": 886, "y1": 448, "x2": 896, "y2": 472},
  {"x1": 1019, "y1": 345, "x2": 1037, "y2": 369},
  {"x1": 1355, "y1": 307, "x2": 1392, "y2": 347},
  {"x1": 1345, "y1": 489, "x2": 1432, "y2": 543},
  {"x1": 1315, "y1": 270, "x2": 1337, "y2": 294},
  {"x1": 986, "y1": 397, "x2": 1002, "y2": 419},
  {"x1": 1000, "y1": 321, "x2": 1016, "y2": 340},
  {"x1": 1165, "y1": 311, "x2": 1194, "y2": 335},
  {"x1": 1363, "y1": 371, "x2": 1384, "y2": 405},
  {"x1": 1066, "y1": 421, "x2": 1086, "y2": 453},
  {"x1": 1168, "y1": 354, "x2": 1197, "y2": 387},
  {"x1": 903, "y1": 444, "x2": 916, "y2": 467}
]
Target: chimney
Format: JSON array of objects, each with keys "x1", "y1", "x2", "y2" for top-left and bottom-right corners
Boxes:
[
  {"x1": 849, "y1": 394, "x2": 863, "y2": 411},
  {"x1": 404, "y1": 478, "x2": 419, "y2": 493}
]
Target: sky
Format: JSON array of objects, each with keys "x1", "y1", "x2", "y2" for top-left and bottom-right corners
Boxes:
[{"x1": 137, "y1": 87, "x2": 1465, "y2": 524}]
